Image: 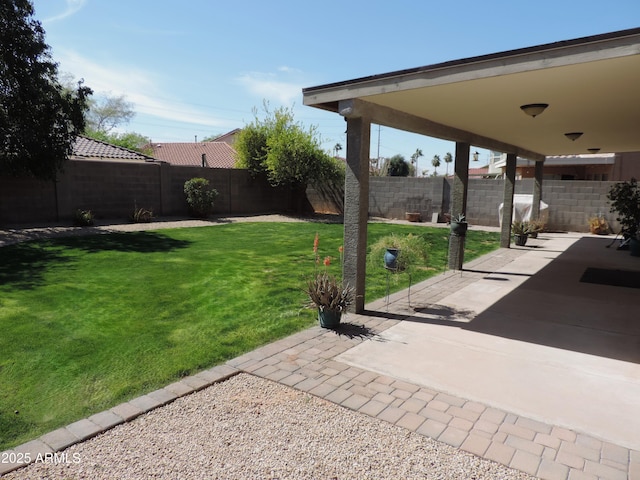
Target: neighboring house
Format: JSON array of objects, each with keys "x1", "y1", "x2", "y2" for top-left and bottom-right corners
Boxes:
[
  {"x1": 468, "y1": 166, "x2": 491, "y2": 178},
  {"x1": 489, "y1": 151, "x2": 640, "y2": 181},
  {"x1": 147, "y1": 141, "x2": 237, "y2": 168},
  {"x1": 209, "y1": 128, "x2": 240, "y2": 146},
  {"x1": 71, "y1": 135, "x2": 154, "y2": 162}
]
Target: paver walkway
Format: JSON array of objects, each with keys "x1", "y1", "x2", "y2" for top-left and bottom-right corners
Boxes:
[{"x1": 1, "y1": 223, "x2": 638, "y2": 479}]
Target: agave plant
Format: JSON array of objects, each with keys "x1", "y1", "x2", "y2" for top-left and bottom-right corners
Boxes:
[{"x1": 306, "y1": 271, "x2": 354, "y2": 313}]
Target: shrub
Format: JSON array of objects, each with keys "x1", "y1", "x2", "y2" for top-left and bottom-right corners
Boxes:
[
  {"x1": 73, "y1": 209, "x2": 94, "y2": 226},
  {"x1": 184, "y1": 178, "x2": 219, "y2": 218},
  {"x1": 608, "y1": 178, "x2": 640, "y2": 239},
  {"x1": 131, "y1": 207, "x2": 154, "y2": 223}
]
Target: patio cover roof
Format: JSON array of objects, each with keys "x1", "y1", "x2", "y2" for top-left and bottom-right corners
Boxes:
[{"x1": 303, "y1": 28, "x2": 640, "y2": 161}]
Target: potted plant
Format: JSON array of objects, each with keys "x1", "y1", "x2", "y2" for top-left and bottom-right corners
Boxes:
[
  {"x1": 608, "y1": 178, "x2": 640, "y2": 256},
  {"x1": 527, "y1": 218, "x2": 545, "y2": 238},
  {"x1": 305, "y1": 234, "x2": 354, "y2": 328},
  {"x1": 305, "y1": 271, "x2": 354, "y2": 328},
  {"x1": 511, "y1": 220, "x2": 530, "y2": 246},
  {"x1": 588, "y1": 215, "x2": 610, "y2": 235},
  {"x1": 405, "y1": 212, "x2": 421, "y2": 222},
  {"x1": 449, "y1": 213, "x2": 468, "y2": 236},
  {"x1": 368, "y1": 233, "x2": 428, "y2": 273}
]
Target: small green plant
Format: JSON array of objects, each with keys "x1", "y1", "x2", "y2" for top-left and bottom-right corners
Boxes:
[
  {"x1": 451, "y1": 213, "x2": 466, "y2": 223},
  {"x1": 184, "y1": 177, "x2": 219, "y2": 218},
  {"x1": 368, "y1": 233, "x2": 428, "y2": 273},
  {"x1": 73, "y1": 209, "x2": 94, "y2": 226},
  {"x1": 131, "y1": 207, "x2": 154, "y2": 223}
]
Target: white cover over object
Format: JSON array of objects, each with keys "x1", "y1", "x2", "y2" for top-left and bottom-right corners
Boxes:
[{"x1": 499, "y1": 194, "x2": 548, "y2": 226}]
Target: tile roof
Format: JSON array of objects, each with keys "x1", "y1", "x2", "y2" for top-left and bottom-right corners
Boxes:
[
  {"x1": 468, "y1": 166, "x2": 490, "y2": 177},
  {"x1": 71, "y1": 136, "x2": 153, "y2": 161},
  {"x1": 149, "y1": 142, "x2": 237, "y2": 168},
  {"x1": 210, "y1": 128, "x2": 240, "y2": 145}
]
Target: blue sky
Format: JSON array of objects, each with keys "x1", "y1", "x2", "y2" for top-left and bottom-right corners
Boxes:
[{"x1": 33, "y1": 0, "x2": 640, "y2": 175}]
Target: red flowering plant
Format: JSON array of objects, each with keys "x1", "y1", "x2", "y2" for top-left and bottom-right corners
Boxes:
[{"x1": 305, "y1": 233, "x2": 354, "y2": 314}]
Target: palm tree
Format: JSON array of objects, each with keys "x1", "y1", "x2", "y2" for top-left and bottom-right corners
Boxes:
[
  {"x1": 333, "y1": 143, "x2": 342, "y2": 157},
  {"x1": 431, "y1": 154, "x2": 441, "y2": 175},
  {"x1": 443, "y1": 152, "x2": 453, "y2": 176},
  {"x1": 410, "y1": 148, "x2": 423, "y2": 177}
]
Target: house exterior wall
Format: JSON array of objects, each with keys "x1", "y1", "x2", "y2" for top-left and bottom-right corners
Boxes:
[{"x1": 612, "y1": 152, "x2": 640, "y2": 180}]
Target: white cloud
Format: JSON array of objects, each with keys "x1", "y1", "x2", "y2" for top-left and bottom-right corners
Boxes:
[
  {"x1": 237, "y1": 71, "x2": 303, "y2": 105},
  {"x1": 278, "y1": 66, "x2": 302, "y2": 74},
  {"x1": 44, "y1": 0, "x2": 87, "y2": 23},
  {"x1": 57, "y1": 50, "x2": 227, "y2": 128}
]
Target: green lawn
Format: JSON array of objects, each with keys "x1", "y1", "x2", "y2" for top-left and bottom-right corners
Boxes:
[{"x1": 0, "y1": 221, "x2": 499, "y2": 449}]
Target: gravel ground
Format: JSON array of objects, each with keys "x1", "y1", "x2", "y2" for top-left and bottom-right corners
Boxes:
[{"x1": 4, "y1": 374, "x2": 536, "y2": 480}]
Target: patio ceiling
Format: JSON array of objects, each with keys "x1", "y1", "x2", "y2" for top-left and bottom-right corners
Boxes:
[{"x1": 303, "y1": 28, "x2": 640, "y2": 161}]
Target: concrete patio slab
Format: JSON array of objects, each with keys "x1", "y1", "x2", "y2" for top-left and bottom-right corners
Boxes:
[{"x1": 337, "y1": 233, "x2": 640, "y2": 451}]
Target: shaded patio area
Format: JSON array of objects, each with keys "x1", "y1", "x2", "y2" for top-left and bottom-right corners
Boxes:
[{"x1": 339, "y1": 232, "x2": 640, "y2": 452}]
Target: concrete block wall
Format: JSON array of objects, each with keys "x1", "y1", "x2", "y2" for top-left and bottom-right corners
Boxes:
[
  {"x1": 165, "y1": 166, "x2": 296, "y2": 216},
  {"x1": 0, "y1": 160, "x2": 297, "y2": 224},
  {"x1": 0, "y1": 176, "x2": 57, "y2": 223},
  {"x1": 368, "y1": 177, "x2": 447, "y2": 221},
  {"x1": 360, "y1": 176, "x2": 620, "y2": 233},
  {"x1": 56, "y1": 160, "x2": 163, "y2": 220},
  {"x1": 541, "y1": 180, "x2": 619, "y2": 233},
  {"x1": 465, "y1": 178, "x2": 507, "y2": 226},
  {"x1": 0, "y1": 160, "x2": 625, "y2": 233}
]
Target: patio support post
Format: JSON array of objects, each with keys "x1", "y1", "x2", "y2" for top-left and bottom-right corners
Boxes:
[
  {"x1": 532, "y1": 159, "x2": 544, "y2": 220},
  {"x1": 343, "y1": 115, "x2": 371, "y2": 313},
  {"x1": 448, "y1": 142, "x2": 470, "y2": 270},
  {"x1": 500, "y1": 153, "x2": 517, "y2": 248}
]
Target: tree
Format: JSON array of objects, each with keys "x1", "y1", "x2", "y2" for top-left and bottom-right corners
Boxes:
[
  {"x1": 410, "y1": 148, "x2": 423, "y2": 177},
  {"x1": 387, "y1": 154, "x2": 410, "y2": 176},
  {"x1": 85, "y1": 94, "x2": 134, "y2": 133},
  {"x1": 333, "y1": 143, "x2": 342, "y2": 157},
  {"x1": 431, "y1": 154, "x2": 441, "y2": 175},
  {"x1": 443, "y1": 152, "x2": 453, "y2": 176},
  {"x1": 0, "y1": 0, "x2": 92, "y2": 180},
  {"x1": 88, "y1": 130, "x2": 152, "y2": 156},
  {"x1": 235, "y1": 104, "x2": 342, "y2": 188}
]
